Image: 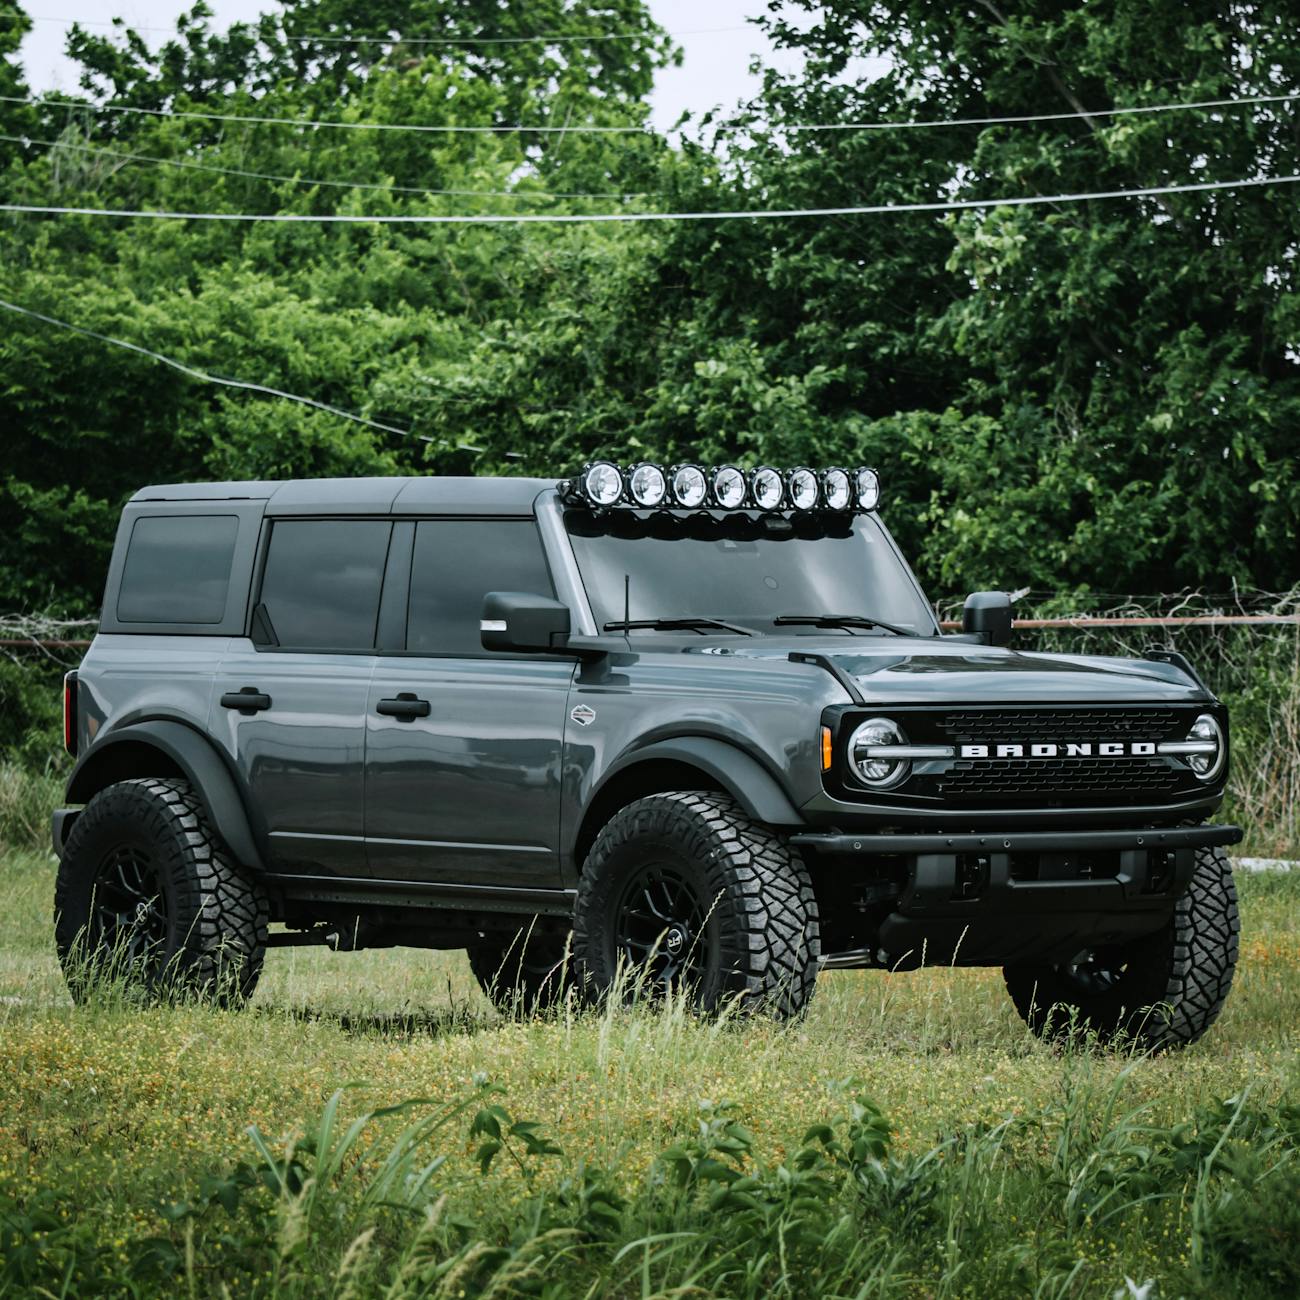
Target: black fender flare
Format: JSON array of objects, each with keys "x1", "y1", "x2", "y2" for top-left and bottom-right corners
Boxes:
[
  {"x1": 594, "y1": 735, "x2": 803, "y2": 827},
  {"x1": 65, "y1": 720, "x2": 264, "y2": 870}
]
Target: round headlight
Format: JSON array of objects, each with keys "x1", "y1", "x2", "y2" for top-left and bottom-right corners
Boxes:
[
  {"x1": 627, "y1": 462, "x2": 667, "y2": 508},
  {"x1": 855, "y1": 467, "x2": 881, "y2": 511},
  {"x1": 670, "y1": 464, "x2": 707, "y2": 508},
  {"x1": 821, "y1": 468, "x2": 852, "y2": 511},
  {"x1": 788, "y1": 467, "x2": 818, "y2": 511},
  {"x1": 1185, "y1": 713, "x2": 1225, "y2": 782},
  {"x1": 582, "y1": 461, "x2": 623, "y2": 507},
  {"x1": 751, "y1": 466, "x2": 784, "y2": 511},
  {"x1": 848, "y1": 717, "x2": 911, "y2": 789},
  {"x1": 711, "y1": 465, "x2": 747, "y2": 509}
]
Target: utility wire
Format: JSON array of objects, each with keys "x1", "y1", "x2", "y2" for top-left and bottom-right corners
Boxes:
[
  {"x1": 0, "y1": 131, "x2": 652, "y2": 201},
  {"x1": 2, "y1": 171, "x2": 1296, "y2": 225},
  {"x1": 3, "y1": 90, "x2": 1296, "y2": 137},
  {"x1": 9, "y1": 13, "x2": 737, "y2": 44},
  {"x1": 0, "y1": 295, "x2": 424, "y2": 440}
]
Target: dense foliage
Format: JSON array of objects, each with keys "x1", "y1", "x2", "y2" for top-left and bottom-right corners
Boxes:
[{"x1": 1, "y1": 0, "x2": 1296, "y2": 609}]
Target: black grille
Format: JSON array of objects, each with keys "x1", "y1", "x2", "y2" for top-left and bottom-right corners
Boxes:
[
  {"x1": 942, "y1": 709, "x2": 1184, "y2": 743},
  {"x1": 940, "y1": 756, "x2": 1186, "y2": 802},
  {"x1": 935, "y1": 707, "x2": 1193, "y2": 806}
]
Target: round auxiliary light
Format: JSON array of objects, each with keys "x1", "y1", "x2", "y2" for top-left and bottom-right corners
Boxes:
[
  {"x1": 627, "y1": 462, "x2": 668, "y2": 508},
  {"x1": 670, "y1": 463, "x2": 708, "y2": 508},
  {"x1": 855, "y1": 467, "x2": 881, "y2": 511},
  {"x1": 750, "y1": 466, "x2": 784, "y2": 511},
  {"x1": 788, "y1": 467, "x2": 819, "y2": 511},
  {"x1": 848, "y1": 717, "x2": 910, "y2": 789},
  {"x1": 1185, "y1": 713, "x2": 1226, "y2": 783},
  {"x1": 711, "y1": 464, "x2": 747, "y2": 509},
  {"x1": 582, "y1": 460, "x2": 624, "y2": 507},
  {"x1": 821, "y1": 468, "x2": 852, "y2": 511}
]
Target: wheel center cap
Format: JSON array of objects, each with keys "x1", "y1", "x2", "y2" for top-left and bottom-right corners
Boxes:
[
  {"x1": 665, "y1": 925, "x2": 687, "y2": 955},
  {"x1": 134, "y1": 901, "x2": 151, "y2": 924}
]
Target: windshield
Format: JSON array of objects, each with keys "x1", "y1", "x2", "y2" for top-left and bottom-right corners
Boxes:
[{"x1": 565, "y1": 511, "x2": 937, "y2": 635}]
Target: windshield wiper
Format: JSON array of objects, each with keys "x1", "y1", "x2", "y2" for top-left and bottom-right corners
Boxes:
[
  {"x1": 604, "y1": 616, "x2": 755, "y2": 636},
  {"x1": 773, "y1": 613, "x2": 914, "y2": 638}
]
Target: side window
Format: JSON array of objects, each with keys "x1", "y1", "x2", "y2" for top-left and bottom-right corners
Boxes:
[
  {"x1": 258, "y1": 520, "x2": 391, "y2": 650},
  {"x1": 407, "y1": 520, "x2": 554, "y2": 655},
  {"x1": 117, "y1": 514, "x2": 239, "y2": 624}
]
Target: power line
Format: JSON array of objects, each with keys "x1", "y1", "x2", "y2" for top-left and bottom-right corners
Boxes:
[
  {"x1": 3, "y1": 93, "x2": 652, "y2": 134},
  {"x1": 2, "y1": 171, "x2": 1296, "y2": 225},
  {"x1": 0, "y1": 131, "x2": 652, "y2": 201},
  {"x1": 9, "y1": 12, "x2": 737, "y2": 45},
  {"x1": 0, "y1": 295, "x2": 424, "y2": 440},
  {"x1": 3, "y1": 90, "x2": 1297, "y2": 138}
]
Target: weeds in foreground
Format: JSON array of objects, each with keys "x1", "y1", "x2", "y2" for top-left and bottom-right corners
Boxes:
[{"x1": 3, "y1": 1071, "x2": 1298, "y2": 1299}]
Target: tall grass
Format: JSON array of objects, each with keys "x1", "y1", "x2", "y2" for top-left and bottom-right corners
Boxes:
[
  {"x1": 2, "y1": 847, "x2": 1298, "y2": 1298},
  {"x1": 0, "y1": 759, "x2": 61, "y2": 854},
  {"x1": 3, "y1": 1049, "x2": 1298, "y2": 1297}
]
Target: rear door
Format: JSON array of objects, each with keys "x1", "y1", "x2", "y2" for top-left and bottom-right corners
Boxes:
[
  {"x1": 212, "y1": 517, "x2": 391, "y2": 877},
  {"x1": 364, "y1": 517, "x2": 575, "y2": 887}
]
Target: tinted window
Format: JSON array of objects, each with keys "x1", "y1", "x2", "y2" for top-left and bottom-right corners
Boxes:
[
  {"x1": 407, "y1": 520, "x2": 554, "y2": 655},
  {"x1": 117, "y1": 514, "x2": 239, "y2": 624},
  {"x1": 259, "y1": 520, "x2": 391, "y2": 649}
]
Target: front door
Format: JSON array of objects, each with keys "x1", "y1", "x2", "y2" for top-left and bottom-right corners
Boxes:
[
  {"x1": 364, "y1": 518, "x2": 574, "y2": 887},
  {"x1": 212, "y1": 517, "x2": 391, "y2": 876}
]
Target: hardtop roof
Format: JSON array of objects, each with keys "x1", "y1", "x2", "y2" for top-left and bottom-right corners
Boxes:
[{"x1": 130, "y1": 476, "x2": 560, "y2": 515}]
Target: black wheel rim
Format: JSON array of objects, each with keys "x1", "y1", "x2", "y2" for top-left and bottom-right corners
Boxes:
[
  {"x1": 1058, "y1": 946, "x2": 1129, "y2": 997},
  {"x1": 90, "y1": 844, "x2": 169, "y2": 971},
  {"x1": 612, "y1": 863, "x2": 713, "y2": 996}
]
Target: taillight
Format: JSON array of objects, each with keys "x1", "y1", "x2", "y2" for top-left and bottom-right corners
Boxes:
[{"x1": 63, "y1": 671, "x2": 78, "y2": 756}]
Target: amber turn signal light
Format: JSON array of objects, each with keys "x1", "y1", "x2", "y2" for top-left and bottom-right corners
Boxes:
[{"x1": 820, "y1": 725, "x2": 833, "y2": 771}]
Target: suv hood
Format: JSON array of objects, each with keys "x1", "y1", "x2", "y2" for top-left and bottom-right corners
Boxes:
[{"x1": 683, "y1": 637, "x2": 1209, "y2": 704}]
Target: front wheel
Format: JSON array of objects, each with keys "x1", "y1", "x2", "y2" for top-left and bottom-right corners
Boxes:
[
  {"x1": 572, "y1": 792, "x2": 820, "y2": 1018},
  {"x1": 1004, "y1": 846, "x2": 1239, "y2": 1049}
]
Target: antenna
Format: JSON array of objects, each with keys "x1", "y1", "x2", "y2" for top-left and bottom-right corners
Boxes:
[{"x1": 623, "y1": 573, "x2": 631, "y2": 631}]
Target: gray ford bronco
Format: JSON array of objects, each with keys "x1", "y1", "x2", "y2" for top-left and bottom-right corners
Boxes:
[{"x1": 54, "y1": 463, "x2": 1242, "y2": 1045}]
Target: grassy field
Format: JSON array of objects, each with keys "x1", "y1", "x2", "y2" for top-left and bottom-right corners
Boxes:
[{"x1": 1, "y1": 848, "x2": 1297, "y2": 1299}]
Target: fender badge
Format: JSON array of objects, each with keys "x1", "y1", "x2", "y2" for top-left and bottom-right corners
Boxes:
[{"x1": 570, "y1": 704, "x2": 597, "y2": 727}]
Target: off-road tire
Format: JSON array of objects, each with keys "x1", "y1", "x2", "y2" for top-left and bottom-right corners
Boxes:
[
  {"x1": 467, "y1": 925, "x2": 572, "y2": 1016},
  {"x1": 572, "y1": 792, "x2": 820, "y2": 1018},
  {"x1": 55, "y1": 778, "x2": 269, "y2": 1005},
  {"x1": 1004, "y1": 845, "x2": 1239, "y2": 1049}
]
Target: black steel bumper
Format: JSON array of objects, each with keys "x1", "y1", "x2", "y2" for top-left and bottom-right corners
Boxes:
[
  {"x1": 790, "y1": 824, "x2": 1242, "y2": 857},
  {"x1": 793, "y1": 823, "x2": 1243, "y2": 967}
]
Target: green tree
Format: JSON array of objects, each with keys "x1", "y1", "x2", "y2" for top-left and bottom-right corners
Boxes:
[
  {"x1": 464, "y1": 0, "x2": 1299, "y2": 594},
  {"x1": 0, "y1": 0, "x2": 675, "y2": 608}
]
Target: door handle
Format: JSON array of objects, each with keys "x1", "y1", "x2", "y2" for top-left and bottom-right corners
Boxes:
[
  {"x1": 221, "y1": 688, "x2": 272, "y2": 714},
  {"x1": 376, "y1": 693, "x2": 431, "y2": 720}
]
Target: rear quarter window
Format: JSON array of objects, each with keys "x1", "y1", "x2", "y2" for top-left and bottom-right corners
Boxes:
[{"x1": 116, "y1": 514, "x2": 240, "y2": 624}]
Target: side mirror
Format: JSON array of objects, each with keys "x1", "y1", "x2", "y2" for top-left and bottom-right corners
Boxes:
[
  {"x1": 962, "y1": 591, "x2": 1013, "y2": 646},
  {"x1": 480, "y1": 591, "x2": 571, "y2": 653}
]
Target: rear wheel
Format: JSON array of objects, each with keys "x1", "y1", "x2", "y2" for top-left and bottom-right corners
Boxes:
[
  {"x1": 467, "y1": 925, "x2": 572, "y2": 1015},
  {"x1": 54, "y1": 778, "x2": 268, "y2": 1005},
  {"x1": 1004, "y1": 846, "x2": 1239, "y2": 1049},
  {"x1": 572, "y1": 792, "x2": 820, "y2": 1018}
]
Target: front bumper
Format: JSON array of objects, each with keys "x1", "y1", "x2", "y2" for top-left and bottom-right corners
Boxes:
[{"x1": 793, "y1": 823, "x2": 1242, "y2": 968}]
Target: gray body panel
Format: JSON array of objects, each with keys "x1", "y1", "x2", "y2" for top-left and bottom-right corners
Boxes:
[
  {"x1": 365, "y1": 654, "x2": 575, "y2": 886},
  {"x1": 211, "y1": 643, "x2": 375, "y2": 875}
]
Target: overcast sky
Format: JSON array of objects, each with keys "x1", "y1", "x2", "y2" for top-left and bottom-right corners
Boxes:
[{"x1": 16, "y1": 1, "x2": 823, "y2": 132}]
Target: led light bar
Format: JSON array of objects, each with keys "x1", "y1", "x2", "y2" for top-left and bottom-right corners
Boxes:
[{"x1": 562, "y1": 462, "x2": 882, "y2": 513}]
